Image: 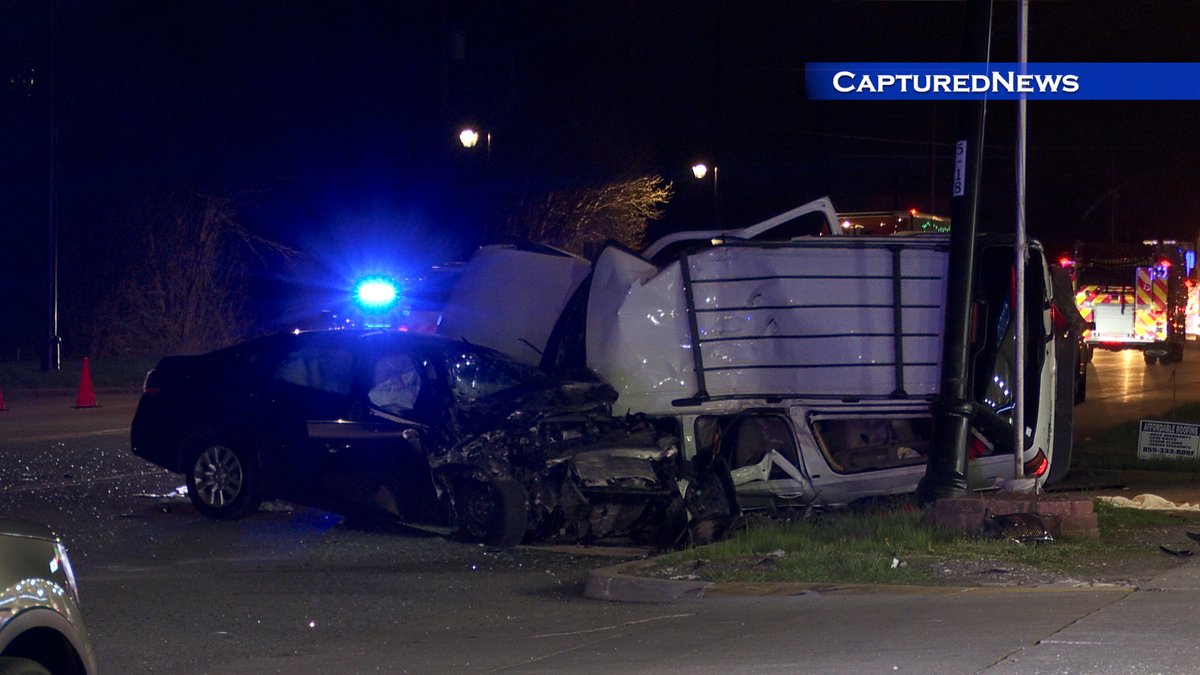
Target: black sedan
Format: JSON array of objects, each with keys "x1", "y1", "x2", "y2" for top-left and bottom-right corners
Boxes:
[{"x1": 131, "y1": 330, "x2": 734, "y2": 547}]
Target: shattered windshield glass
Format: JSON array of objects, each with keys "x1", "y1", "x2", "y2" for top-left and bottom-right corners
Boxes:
[{"x1": 446, "y1": 348, "x2": 545, "y2": 401}]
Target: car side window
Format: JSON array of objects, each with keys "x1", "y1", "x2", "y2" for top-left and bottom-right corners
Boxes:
[{"x1": 274, "y1": 346, "x2": 354, "y2": 395}]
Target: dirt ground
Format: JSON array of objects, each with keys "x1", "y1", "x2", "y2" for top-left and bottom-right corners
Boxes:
[
  {"x1": 928, "y1": 512, "x2": 1200, "y2": 588},
  {"x1": 928, "y1": 470, "x2": 1200, "y2": 587}
]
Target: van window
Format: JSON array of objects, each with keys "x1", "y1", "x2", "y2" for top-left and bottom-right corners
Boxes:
[
  {"x1": 811, "y1": 416, "x2": 931, "y2": 474},
  {"x1": 696, "y1": 413, "x2": 800, "y2": 478}
]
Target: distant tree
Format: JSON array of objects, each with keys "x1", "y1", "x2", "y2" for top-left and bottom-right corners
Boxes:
[
  {"x1": 90, "y1": 191, "x2": 295, "y2": 355},
  {"x1": 502, "y1": 174, "x2": 673, "y2": 256}
]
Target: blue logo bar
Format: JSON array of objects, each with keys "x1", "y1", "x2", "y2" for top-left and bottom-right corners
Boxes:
[{"x1": 806, "y1": 63, "x2": 1200, "y2": 100}]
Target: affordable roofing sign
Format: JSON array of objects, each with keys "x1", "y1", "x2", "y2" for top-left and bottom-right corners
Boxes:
[
  {"x1": 1137, "y1": 420, "x2": 1200, "y2": 461},
  {"x1": 805, "y1": 63, "x2": 1200, "y2": 100}
]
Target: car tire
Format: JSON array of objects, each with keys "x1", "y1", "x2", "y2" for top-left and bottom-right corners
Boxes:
[
  {"x1": 636, "y1": 495, "x2": 688, "y2": 550},
  {"x1": 1144, "y1": 352, "x2": 1158, "y2": 365},
  {"x1": 0, "y1": 657, "x2": 52, "y2": 675},
  {"x1": 453, "y1": 478, "x2": 527, "y2": 547},
  {"x1": 186, "y1": 439, "x2": 262, "y2": 520},
  {"x1": 687, "y1": 457, "x2": 739, "y2": 546}
]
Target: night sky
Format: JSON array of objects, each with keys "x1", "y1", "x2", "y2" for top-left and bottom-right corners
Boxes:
[{"x1": 4, "y1": 1, "x2": 1200, "y2": 358}]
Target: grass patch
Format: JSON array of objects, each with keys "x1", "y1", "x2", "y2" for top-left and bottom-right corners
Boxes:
[
  {"x1": 0, "y1": 356, "x2": 161, "y2": 391},
  {"x1": 1094, "y1": 499, "x2": 1182, "y2": 529},
  {"x1": 644, "y1": 505, "x2": 1159, "y2": 587},
  {"x1": 1072, "y1": 401, "x2": 1200, "y2": 472}
]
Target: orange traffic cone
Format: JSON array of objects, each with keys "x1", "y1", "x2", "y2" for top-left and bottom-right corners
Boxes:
[{"x1": 74, "y1": 357, "x2": 98, "y2": 408}]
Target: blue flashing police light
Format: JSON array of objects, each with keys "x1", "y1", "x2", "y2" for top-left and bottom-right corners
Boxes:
[{"x1": 353, "y1": 277, "x2": 399, "y2": 312}]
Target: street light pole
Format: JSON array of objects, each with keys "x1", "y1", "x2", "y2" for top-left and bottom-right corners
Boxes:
[
  {"x1": 692, "y1": 162, "x2": 719, "y2": 224},
  {"x1": 44, "y1": 0, "x2": 61, "y2": 372},
  {"x1": 917, "y1": 0, "x2": 994, "y2": 504}
]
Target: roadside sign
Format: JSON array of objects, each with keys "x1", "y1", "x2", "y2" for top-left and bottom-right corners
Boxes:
[{"x1": 1137, "y1": 420, "x2": 1200, "y2": 461}]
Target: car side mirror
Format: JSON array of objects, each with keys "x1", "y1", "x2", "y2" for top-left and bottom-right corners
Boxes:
[{"x1": 401, "y1": 428, "x2": 423, "y2": 453}]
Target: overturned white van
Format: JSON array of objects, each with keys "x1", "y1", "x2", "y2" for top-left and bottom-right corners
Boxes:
[{"x1": 440, "y1": 198, "x2": 1073, "y2": 510}]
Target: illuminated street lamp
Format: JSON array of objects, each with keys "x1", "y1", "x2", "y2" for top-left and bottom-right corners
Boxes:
[
  {"x1": 458, "y1": 127, "x2": 491, "y2": 161},
  {"x1": 692, "y1": 162, "x2": 719, "y2": 219}
]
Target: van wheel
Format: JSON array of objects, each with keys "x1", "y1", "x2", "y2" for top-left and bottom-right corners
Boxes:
[
  {"x1": 186, "y1": 440, "x2": 262, "y2": 520},
  {"x1": 454, "y1": 478, "x2": 527, "y2": 547}
]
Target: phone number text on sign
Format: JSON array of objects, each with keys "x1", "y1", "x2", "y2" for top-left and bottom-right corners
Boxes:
[{"x1": 1137, "y1": 420, "x2": 1200, "y2": 461}]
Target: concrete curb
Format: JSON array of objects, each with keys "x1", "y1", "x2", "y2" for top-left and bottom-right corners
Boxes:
[
  {"x1": 584, "y1": 566, "x2": 713, "y2": 603},
  {"x1": 583, "y1": 558, "x2": 1137, "y2": 603}
]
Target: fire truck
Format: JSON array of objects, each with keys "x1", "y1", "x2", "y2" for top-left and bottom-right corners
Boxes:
[{"x1": 1069, "y1": 240, "x2": 1194, "y2": 365}]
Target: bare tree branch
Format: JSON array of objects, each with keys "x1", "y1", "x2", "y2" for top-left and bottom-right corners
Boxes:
[
  {"x1": 91, "y1": 191, "x2": 297, "y2": 355},
  {"x1": 503, "y1": 174, "x2": 673, "y2": 256}
]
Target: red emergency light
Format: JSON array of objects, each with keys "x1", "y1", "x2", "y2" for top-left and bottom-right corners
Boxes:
[{"x1": 1058, "y1": 256, "x2": 1074, "y2": 268}]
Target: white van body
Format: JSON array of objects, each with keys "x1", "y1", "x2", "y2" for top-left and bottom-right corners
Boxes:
[{"x1": 440, "y1": 198, "x2": 1066, "y2": 508}]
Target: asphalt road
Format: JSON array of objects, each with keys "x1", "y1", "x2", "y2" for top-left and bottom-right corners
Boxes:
[
  {"x1": 1, "y1": 347, "x2": 1199, "y2": 673},
  {"x1": 1075, "y1": 344, "x2": 1200, "y2": 438}
]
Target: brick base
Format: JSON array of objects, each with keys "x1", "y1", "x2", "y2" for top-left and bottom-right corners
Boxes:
[{"x1": 923, "y1": 493, "x2": 1099, "y2": 539}]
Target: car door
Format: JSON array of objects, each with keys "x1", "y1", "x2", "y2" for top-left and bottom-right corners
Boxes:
[
  {"x1": 305, "y1": 336, "x2": 446, "y2": 525},
  {"x1": 260, "y1": 333, "x2": 359, "y2": 501}
]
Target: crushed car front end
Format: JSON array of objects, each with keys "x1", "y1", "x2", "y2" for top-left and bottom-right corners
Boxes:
[{"x1": 431, "y1": 378, "x2": 734, "y2": 547}]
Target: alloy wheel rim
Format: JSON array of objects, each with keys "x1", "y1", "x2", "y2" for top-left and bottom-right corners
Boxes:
[{"x1": 193, "y1": 445, "x2": 244, "y2": 507}]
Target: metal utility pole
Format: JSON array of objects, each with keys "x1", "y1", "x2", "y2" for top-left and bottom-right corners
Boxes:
[
  {"x1": 1013, "y1": 0, "x2": 1029, "y2": 481},
  {"x1": 44, "y1": 0, "x2": 61, "y2": 372},
  {"x1": 917, "y1": 0, "x2": 994, "y2": 504}
]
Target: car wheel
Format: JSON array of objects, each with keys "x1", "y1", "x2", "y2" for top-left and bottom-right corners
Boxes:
[
  {"x1": 186, "y1": 440, "x2": 262, "y2": 520},
  {"x1": 0, "y1": 657, "x2": 52, "y2": 675},
  {"x1": 653, "y1": 495, "x2": 690, "y2": 549},
  {"x1": 686, "y1": 456, "x2": 739, "y2": 546},
  {"x1": 1144, "y1": 352, "x2": 1158, "y2": 365},
  {"x1": 453, "y1": 478, "x2": 527, "y2": 547}
]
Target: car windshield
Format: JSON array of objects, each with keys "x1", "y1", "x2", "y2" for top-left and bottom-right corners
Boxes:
[{"x1": 446, "y1": 348, "x2": 545, "y2": 402}]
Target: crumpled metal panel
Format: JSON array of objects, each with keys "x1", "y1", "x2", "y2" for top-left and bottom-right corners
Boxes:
[
  {"x1": 569, "y1": 447, "x2": 672, "y2": 487},
  {"x1": 585, "y1": 241, "x2": 950, "y2": 408},
  {"x1": 687, "y1": 243, "x2": 948, "y2": 398},
  {"x1": 586, "y1": 247, "x2": 697, "y2": 412}
]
